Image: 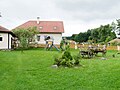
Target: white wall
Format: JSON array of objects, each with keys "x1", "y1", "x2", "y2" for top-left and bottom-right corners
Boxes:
[
  {"x1": 9, "y1": 34, "x2": 12, "y2": 49},
  {"x1": 0, "y1": 33, "x2": 12, "y2": 49},
  {"x1": 36, "y1": 33, "x2": 62, "y2": 44}
]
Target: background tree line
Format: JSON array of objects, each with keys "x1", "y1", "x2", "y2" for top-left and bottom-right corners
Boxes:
[{"x1": 66, "y1": 20, "x2": 120, "y2": 43}]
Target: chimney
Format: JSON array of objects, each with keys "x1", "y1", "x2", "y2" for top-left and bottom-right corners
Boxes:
[{"x1": 37, "y1": 17, "x2": 40, "y2": 24}]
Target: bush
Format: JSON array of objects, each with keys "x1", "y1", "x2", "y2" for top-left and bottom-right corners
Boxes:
[
  {"x1": 73, "y1": 54, "x2": 81, "y2": 65},
  {"x1": 62, "y1": 50, "x2": 73, "y2": 60},
  {"x1": 54, "y1": 50, "x2": 81, "y2": 68}
]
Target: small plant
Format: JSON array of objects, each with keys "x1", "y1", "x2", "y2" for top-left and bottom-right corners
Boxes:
[
  {"x1": 62, "y1": 50, "x2": 73, "y2": 60},
  {"x1": 53, "y1": 46, "x2": 81, "y2": 68},
  {"x1": 73, "y1": 54, "x2": 81, "y2": 66}
]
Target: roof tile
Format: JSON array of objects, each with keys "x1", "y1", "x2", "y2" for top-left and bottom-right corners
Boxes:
[
  {"x1": 0, "y1": 25, "x2": 11, "y2": 33},
  {"x1": 15, "y1": 21, "x2": 64, "y2": 33}
]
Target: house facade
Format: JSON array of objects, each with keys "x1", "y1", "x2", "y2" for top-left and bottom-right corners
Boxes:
[
  {"x1": 0, "y1": 26, "x2": 14, "y2": 49},
  {"x1": 15, "y1": 20, "x2": 64, "y2": 45}
]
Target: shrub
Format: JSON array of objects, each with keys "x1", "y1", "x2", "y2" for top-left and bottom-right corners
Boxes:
[
  {"x1": 62, "y1": 50, "x2": 73, "y2": 60},
  {"x1": 54, "y1": 50, "x2": 81, "y2": 68},
  {"x1": 73, "y1": 54, "x2": 81, "y2": 65}
]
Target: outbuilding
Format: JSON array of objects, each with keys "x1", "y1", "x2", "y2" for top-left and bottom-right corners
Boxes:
[{"x1": 0, "y1": 25, "x2": 15, "y2": 49}]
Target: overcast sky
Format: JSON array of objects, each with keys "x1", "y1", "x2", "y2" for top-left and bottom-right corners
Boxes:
[{"x1": 0, "y1": 0, "x2": 120, "y2": 36}]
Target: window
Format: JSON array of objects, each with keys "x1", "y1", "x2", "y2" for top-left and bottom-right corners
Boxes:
[
  {"x1": 44, "y1": 35, "x2": 50, "y2": 40},
  {"x1": 37, "y1": 36, "x2": 40, "y2": 41},
  {"x1": 53, "y1": 26, "x2": 57, "y2": 30},
  {"x1": 39, "y1": 26, "x2": 43, "y2": 30},
  {"x1": 0, "y1": 37, "x2": 2, "y2": 41},
  {"x1": 44, "y1": 35, "x2": 48, "y2": 40}
]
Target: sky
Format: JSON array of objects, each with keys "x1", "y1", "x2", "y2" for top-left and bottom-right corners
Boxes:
[{"x1": 0, "y1": 0, "x2": 120, "y2": 36}]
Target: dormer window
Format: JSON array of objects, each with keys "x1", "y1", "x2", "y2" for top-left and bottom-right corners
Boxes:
[
  {"x1": 39, "y1": 26, "x2": 43, "y2": 30},
  {"x1": 53, "y1": 26, "x2": 57, "y2": 30}
]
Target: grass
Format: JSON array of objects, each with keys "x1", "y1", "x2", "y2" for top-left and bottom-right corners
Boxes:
[{"x1": 0, "y1": 48, "x2": 120, "y2": 90}]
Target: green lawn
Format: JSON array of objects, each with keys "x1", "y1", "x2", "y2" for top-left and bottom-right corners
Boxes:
[{"x1": 0, "y1": 48, "x2": 120, "y2": 90}]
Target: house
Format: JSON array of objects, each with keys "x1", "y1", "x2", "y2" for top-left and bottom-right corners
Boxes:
[
  {"x1": 14, "y1": 19, "x2": 64, "y2": 45},
  {"x1": 109, "y1": 38, "x2": 120, "y2": 44},
  {"x1": 109, "y1": 38, "x2": 120, "y2": 51},
  {"x1": 0, "y1": 25, "x2": 15, "y2": 49}
]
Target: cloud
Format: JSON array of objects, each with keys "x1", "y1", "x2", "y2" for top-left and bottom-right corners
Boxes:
[
  {"x1": 0, "y1": 0, "x2": 120, "y2": 36},
  {"x1": 55, "y1": 0, "x2": 120, "y2": 21}
]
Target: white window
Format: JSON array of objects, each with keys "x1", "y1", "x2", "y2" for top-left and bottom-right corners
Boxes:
[
  {"x1": 0, "y1": 37, "x2": 2, "y2": 41},
  {"x1": 37, "y1": 36, "x2": 40, "y2": 41},
  {"x1": 53, "y1": 26, "x2": 57, "y2": 30}
]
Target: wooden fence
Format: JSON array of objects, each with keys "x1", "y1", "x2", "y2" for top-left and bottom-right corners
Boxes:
[
  {"x1": 30, "y1": 43, "x2": 118, "y2": 50},
  {"x1": 70, "y1": 44, "x2": 118, "y2": 50}
]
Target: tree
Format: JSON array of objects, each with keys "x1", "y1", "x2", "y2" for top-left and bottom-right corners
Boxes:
[
  {"x1": 74, "y1": 32, "x2": 88, "y2": 43},
  {"x1": 69, "y1": 22, "x2": 116, "y2": 43},
  {"x1": 111, "y1": 19, "x2": 120, "y2": 36},
  {"x1": 89, "y1": 24, "x2": 116, "y2": 43},
  {"x1": 13, "y1": 27, "x2": 39, "y2": 49},
  {"x1": 116, "y1": 19, "x2": 120, "y2": 35}
]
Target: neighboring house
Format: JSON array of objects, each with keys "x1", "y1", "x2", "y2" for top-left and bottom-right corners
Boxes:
[
  {"x1": 109, "y1": 38, "x2": 120, "y2": 44},
  {"x1": 14, "y1": 19, "x2": 64, "y2": 45},
  {"x1": 109, "y1": 38, "x2": 120, "y2": 51},
  {"x1": 0, "y1": 25, "x2": 15, "y2": 49}
]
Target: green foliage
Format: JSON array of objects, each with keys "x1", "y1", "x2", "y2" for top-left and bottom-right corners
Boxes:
[
  {"x1": 70, "y1": 24, "x2": 116, "y2": 43},
  {"x1": 117, "y1": 43, "x2": 120, "y2": 46},
  {"x1": 65, "y1": 43, "x2": 70, "y2": 51},
  {"x1": 74, "y1": 32, "x2": 88, "y2": 43},
  {"x1": 13, "y1": 27, "x2": 39, "y2": 49},
  {"x1": 110, "y1": 41, "x2": 118, "y2": 46},
  {"x1": 54, "y1": 55, "x2": 62, "y2": 66},
  {"x1": 105, "y1": 36, "x2": 111, "y2": 43},
  {"x1": 111, "y1": 42, "x2": 120, "y2": 46},
  {"x1": 117, "y1": 19, "x2": 120, "y2": 29},
  {"x1": 54, "y1": 51, "x2": 73, "y2": 67},
  {"x1": 54, "y1": 48, "x2": 80, "y2": 67},
  {"x1": 60, "y1": 39, "x2": 70, "y2": 51},
  {"x1": 73, "y1": 54, "x2": 81, "y2": 65}
]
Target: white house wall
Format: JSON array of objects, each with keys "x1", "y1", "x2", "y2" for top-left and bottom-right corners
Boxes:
[
  {"x1": 36, "y1": 33, "x2": 62, "y2": 44},
  {"x1": 9, "y1": 34, "x2": 12, "y2": 49},
  {"x1": 0, "y1": 33, "x2": 12, "y2": 49}
]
